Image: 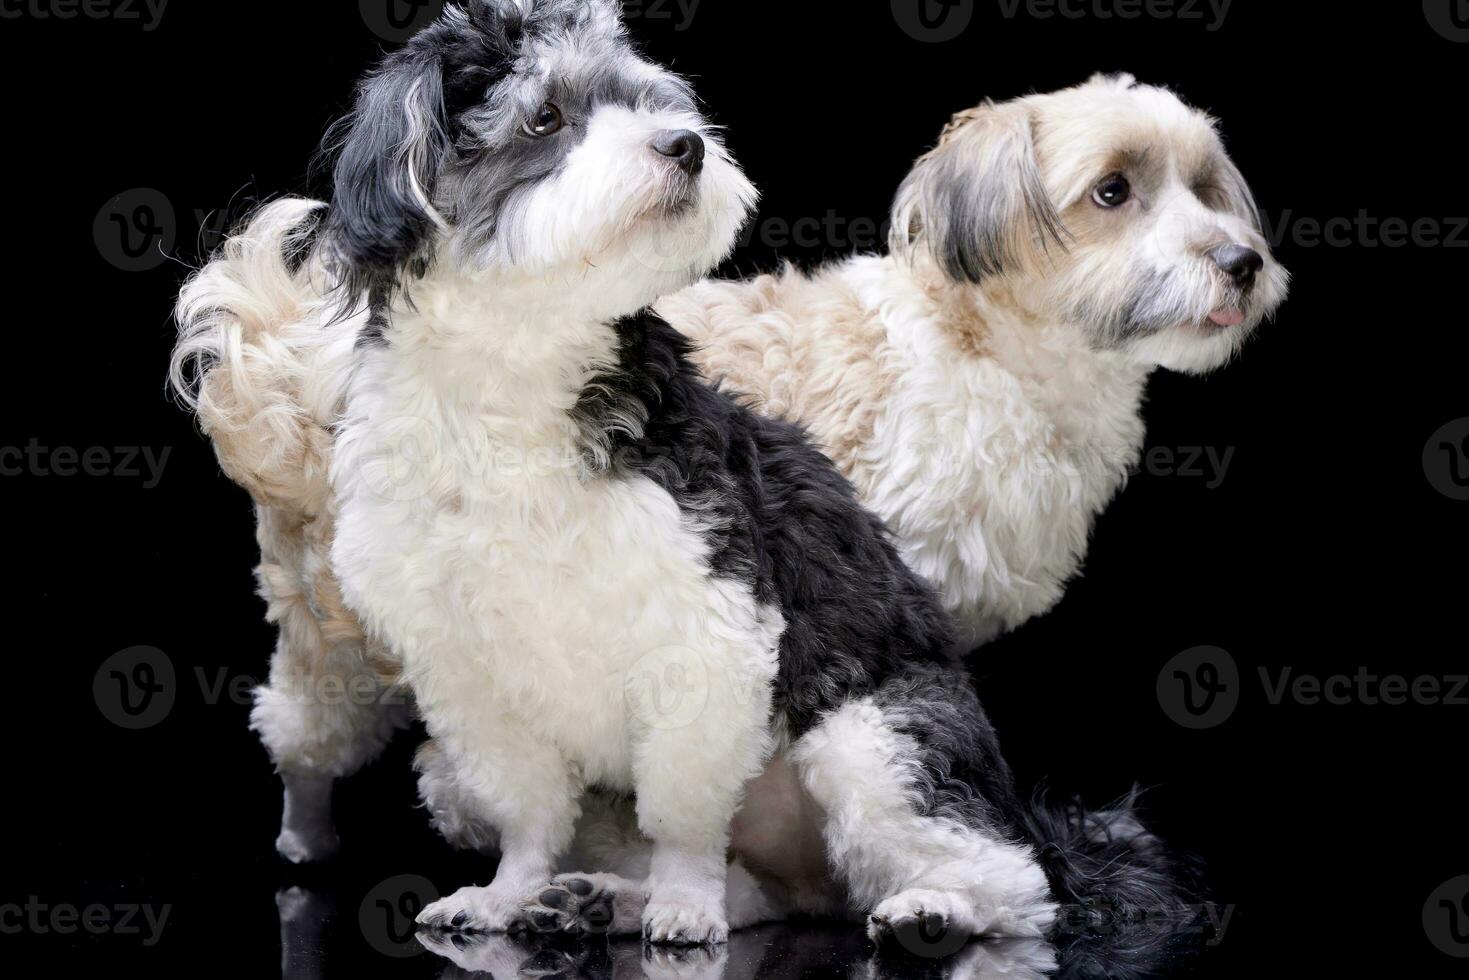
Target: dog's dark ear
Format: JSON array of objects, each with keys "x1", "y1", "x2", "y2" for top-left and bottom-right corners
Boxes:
[
  {"x1": 323, "y1": 46, "x2": 452, "y2": 304},
  {"x1": 891, "y1": 101, "x2": 1067, "y2": 283}
]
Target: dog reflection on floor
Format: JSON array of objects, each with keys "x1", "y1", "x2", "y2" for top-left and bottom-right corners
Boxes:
[
  {"x1": 417, "y1": 929, "x2": 1059, "y2": 980},
  {"x1": 276, "y1": 887, "x2": 330, "y2": 980},
  {"x1": 277, "y1": 885, "x2": 1210, "y2": 980},
  {"x1": 275, "y1": 886, "x2": 1057, "y2": 980}
]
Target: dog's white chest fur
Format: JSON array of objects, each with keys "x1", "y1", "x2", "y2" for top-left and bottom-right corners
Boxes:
[
  {"x1": 328, "y1": 295, "x2": 778, "y2": 790},
  {"x1": 846, "y1": 259, "x2": 1150, "y2": 648}
]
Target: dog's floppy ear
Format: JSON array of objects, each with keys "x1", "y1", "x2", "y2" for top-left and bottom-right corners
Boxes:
[
  {"x1": 323, "y1": 46, "x2": 453, "y2": 304},
  {"x1": 1215, "y1": 153, "x2": 1264, "y2": 236},
  {"x1": 891, "y1": 101, "x2": 1067, "y2": 284}
]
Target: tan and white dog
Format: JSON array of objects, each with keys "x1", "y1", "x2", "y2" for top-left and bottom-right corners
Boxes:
[
  {"x1": 671, "y1": 72, "x2": 1288, "y2": 651},
  {"x1": 171, "y1": 69, "x2": 1286, "y2": 911}
]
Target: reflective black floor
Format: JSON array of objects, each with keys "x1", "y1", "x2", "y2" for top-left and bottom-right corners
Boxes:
[
  {"x1": 9, "y1": 834, "x2": 1233, "y2": 979},
  {"x1": 5, "y1": 744, "x2": 1249, "y2": 979},
  {"x1": 271, "y1": 882, "x2": 1226, "y2": 980}
]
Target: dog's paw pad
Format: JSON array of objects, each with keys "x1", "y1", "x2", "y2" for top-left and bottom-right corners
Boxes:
[
  {"x1": 517, "y1": 873, "x2": 628, "y2": 936},
  {"x1": 536, "y1": 888, "x2": 572, "y2": 910}
]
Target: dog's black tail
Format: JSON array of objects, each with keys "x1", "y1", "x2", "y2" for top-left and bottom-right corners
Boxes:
[{"x1": 1017, "y1": 787, "x2": 1203, "y2": 943}]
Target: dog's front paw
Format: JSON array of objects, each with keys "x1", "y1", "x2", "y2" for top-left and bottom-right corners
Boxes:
[
  {"x1": 518, "y1": 872, "x2": 643, "y2": 936},
  {"x1": 642, "y1": 887, "x2": 728, "y2": 946},
  {"x1": 867, "y1": 889, "x2": 972, "y2": 957},
  {"x1": 417, "y1": 886, "x2": 524, "y2": 935}
]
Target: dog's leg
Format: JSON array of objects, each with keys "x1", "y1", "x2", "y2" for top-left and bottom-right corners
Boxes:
[
  {"x1": 415, "y1": 711, "x2": 582, "y2": 935},
  {"x1": 518, "y1": 858, "x2": 788, "y2": 937},
  {"x1": 627, "y1": 629, "x2": 778, "y2": 945},
  {"x1": 254, "y1": 634, "x2": 410, "y2": 863},
  {"x1": 276, "y1": 768, "x2": 336, "y2": 864},
  {"x1": 252, "y1": 612, "x2": 410, "y2": 862},
  {"x1": 251, "y1": 510, "x2": 412, "y2": 863},
  {"x1": 415, "y1": 739, "x2": 500, "y2": 855},
  {"x1": 791, "y1": 677, "x2": 1057, "y2": 951}
]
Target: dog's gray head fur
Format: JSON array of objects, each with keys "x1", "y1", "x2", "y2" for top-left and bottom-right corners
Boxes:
[{"x1": 321, "y1": 0, "x2": 752, "y2": 313}]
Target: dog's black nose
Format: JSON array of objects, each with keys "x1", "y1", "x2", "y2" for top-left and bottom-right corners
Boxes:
[
  {"x1": 652, "y1": 130, "x2": 705, "y2": 175},
  {"x1": 1210, "y1": 243, "x2": 1265, "y2": 288}
]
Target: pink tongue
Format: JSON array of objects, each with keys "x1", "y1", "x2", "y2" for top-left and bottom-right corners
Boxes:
[{"x1": 1208, "y1": 308, "x2": 1246, "y2": 327}]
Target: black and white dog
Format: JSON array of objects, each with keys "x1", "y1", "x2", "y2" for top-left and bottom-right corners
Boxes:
[{"x1": 174, "y1": 0, "x2": 1185, "y2": 948}]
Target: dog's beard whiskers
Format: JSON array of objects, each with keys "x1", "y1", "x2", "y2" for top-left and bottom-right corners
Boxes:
[
  {"x1": 1079, "y1": 268, "x2": 1183, "y2": 348},
  {"x1": 1081, "y1": 258, "x2": 1260, "y2": 350},
  {"x1": 660, "y1": 172, "x2": 699, "y2": 215}
]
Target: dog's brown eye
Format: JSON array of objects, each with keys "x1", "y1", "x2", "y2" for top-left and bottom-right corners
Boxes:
[
  {"x1": 525, "y1": 102, "x2": 563, "y2": 137},
  {"x1": 1093, "y1": 175, "x2": 1131, "y2": 208}
]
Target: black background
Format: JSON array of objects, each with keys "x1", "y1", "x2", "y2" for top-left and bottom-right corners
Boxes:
[{"x1": 2, "y1": 1, "x2": 1466, "y2": 976}]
